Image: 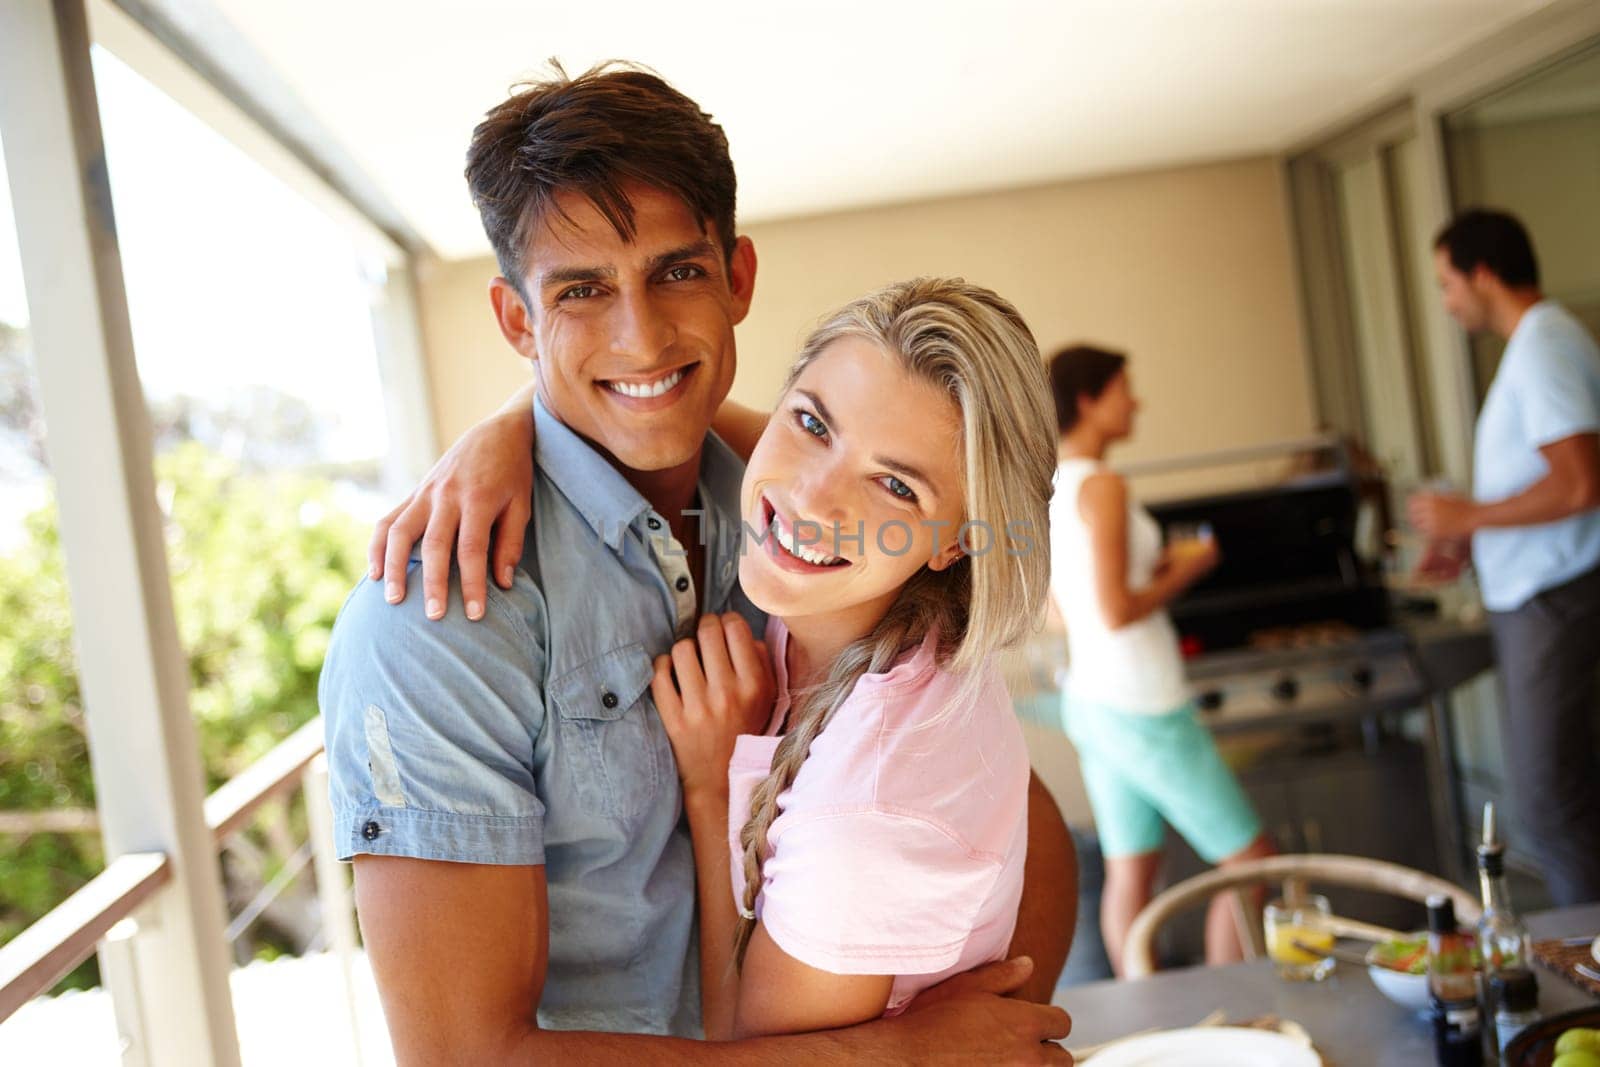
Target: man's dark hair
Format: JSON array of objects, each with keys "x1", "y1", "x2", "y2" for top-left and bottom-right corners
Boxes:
[
  {"x1": 1048, "y1": 344, "x2": 1128, "y2": 434},
  {"x1": 1433, "y1": 209, "x2": 1540, "y2": 288},
  {"x1": 466, "y1": 61, "x2": 738, "y2": 292}
]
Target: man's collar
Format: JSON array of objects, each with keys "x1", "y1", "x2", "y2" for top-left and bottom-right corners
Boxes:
[
  {"x1": 697, "y1": 425, "x2": 747, "y2": 535},
  {"x1": 533, "y1": 394, "x2": 747, "y2": 554},
  {"x1": 534, "y1": 395, "x2": 650, "y2": 551}
]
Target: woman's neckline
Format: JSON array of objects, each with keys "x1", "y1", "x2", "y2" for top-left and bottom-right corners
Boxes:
[{"x1": 762, "y1": 617, "x2": 939, "y2": 736}]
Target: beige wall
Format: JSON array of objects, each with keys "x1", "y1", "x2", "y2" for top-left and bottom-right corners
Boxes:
[
  {"x1": 416, "y1": 155, "x2": 1317, "y2": 475},
  {"x1": 413, "y1": 254, "x2": 537, "y2": 448}
]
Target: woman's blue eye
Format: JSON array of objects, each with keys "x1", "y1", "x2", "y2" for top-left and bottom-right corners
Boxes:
[
  {"x1": 884, "y1": 476, "x2": 916, "y2": 501},
  {"x1": 799, "y1": 412, "x2": 828, "y2": 439}
]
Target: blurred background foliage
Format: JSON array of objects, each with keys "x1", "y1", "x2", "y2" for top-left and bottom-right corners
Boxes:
[{"x1": 0, "y1": 438, "x2": 367, "y2": 991}]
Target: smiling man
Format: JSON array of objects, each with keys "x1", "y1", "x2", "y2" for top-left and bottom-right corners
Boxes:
[{"x1": 318, "y1": 65, "x2": 1074, "y2": 1064}]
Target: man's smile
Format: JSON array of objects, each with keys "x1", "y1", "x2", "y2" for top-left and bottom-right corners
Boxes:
[{"x1": 596, "y1": 362, "x2": 700, "y2": 409}]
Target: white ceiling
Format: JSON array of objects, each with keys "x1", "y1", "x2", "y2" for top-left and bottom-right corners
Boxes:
[{"x1": 208, "y1": 0, "x2": 1557, "y2": 260}]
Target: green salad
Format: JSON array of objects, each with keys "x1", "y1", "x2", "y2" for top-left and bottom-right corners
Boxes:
[{"x1": 1369, "y1": 933, "x2": 1481, "y2": 976}]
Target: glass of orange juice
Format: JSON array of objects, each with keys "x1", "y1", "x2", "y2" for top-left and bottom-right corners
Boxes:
[{"x1": 1264, "y1": 894, "x2": 1336, "y2": 981}]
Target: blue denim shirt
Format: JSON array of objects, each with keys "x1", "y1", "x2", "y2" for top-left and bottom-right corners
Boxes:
[{"x1": 320, "y1": 396, "x2": 762, "y2": 1036}]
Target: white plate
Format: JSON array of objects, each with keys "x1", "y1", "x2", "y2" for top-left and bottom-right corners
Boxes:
[
  {"x1": 1591, "y1": 935, "x2": 1599, "y2": 966},
  {"x1": 1088, "y1": 1027, "x2": 1321, "y2": 1067}
]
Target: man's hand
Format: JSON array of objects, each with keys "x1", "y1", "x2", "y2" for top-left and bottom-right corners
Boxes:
[
  {"x1": 891, "y1": 957, "x2": 1074, "y2": 1064},
  {"x1": 368, "y1": 405, "x2": 536, "y2": 621},
  {"x1": 1413, "y1": 537, "x2": 1470, "y2": 584},
  {"x1": 652, "y1": 613, "x2": 775, "y2": 797},
  {"x1": 1408, "y1": 490, "x2": 1478, "y2": 540}
]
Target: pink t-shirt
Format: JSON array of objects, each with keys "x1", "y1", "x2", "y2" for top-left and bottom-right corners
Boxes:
[{"x1": 727, "y1": 618, "x2": 1029, "y2": 1016}]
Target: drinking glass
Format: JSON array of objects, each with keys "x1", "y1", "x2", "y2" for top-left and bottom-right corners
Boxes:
[{"x1": 1264, "y1": 894, "x2": 1336, "y2": 982}]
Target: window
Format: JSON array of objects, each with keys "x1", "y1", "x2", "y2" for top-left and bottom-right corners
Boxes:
[{"x1": 1442, "y1": 39, "x2": 1600, "y2": 406}]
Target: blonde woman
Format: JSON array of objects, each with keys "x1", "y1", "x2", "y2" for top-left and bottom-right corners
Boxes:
[
  {"x1": 648, "y1": 279, "x2": 1055, "y2": 1035},
  {"x1": 374, "y1": 280, "x2": 1059, "y2": 1035}
]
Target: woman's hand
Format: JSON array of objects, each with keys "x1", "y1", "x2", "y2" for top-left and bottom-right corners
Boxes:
[
  {"x1": 368, "y1": 405, "x2": 535, "y2": 621},
  {"x1": 1159, "y1": 537, "x2": 1220, "y2": 585},
  {"x1": 651, "y1": 613, "x2": 775, "y2": 799}
]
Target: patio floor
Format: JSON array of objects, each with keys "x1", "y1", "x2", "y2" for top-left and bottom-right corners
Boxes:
[{"x1": 0, "y1": 950, "x2": 395, "y2": 1066}]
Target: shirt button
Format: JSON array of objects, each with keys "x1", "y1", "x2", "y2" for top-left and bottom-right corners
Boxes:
[
  {"x1": 675, "y1": 575, "x2": 690, "y2": 592},
  {"x1": 601, "y1": 691, "x2": 619, "y2": 709},
  {"x1": 646, "y1": 516, "x2": 662, "y2": 531},
  {"x1": 362, "y1": 821, "x2": 381, "y2": 841}
]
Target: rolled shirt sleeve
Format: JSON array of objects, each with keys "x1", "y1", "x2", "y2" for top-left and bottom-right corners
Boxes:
[
  {"x1": 319, "y1": 563, "x2": 549, "y2": 866},
  {"x1": 756, "y1": 809, "x2": 1004, "y2": 975}
]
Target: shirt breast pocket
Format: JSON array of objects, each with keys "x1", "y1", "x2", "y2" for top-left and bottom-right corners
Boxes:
[{"x1": 549, "y1": 642, "x2": 669, "y2": 821}]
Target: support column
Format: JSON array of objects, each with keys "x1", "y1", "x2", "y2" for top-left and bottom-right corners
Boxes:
[{"x1": 0, "y1": 2, "x2": 241, "y2": 1063}]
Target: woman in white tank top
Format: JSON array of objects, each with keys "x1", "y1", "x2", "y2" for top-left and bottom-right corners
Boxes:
[{"x1": 1046, "y1": 345, "x2": 1274, "y2": 975}]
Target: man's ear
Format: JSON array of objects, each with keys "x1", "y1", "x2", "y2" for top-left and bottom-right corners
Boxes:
[
  {"x1": 727, "y1": 236, "x2": 758, "y2": 326},
  {"x1": 489, "y1": 276, "x2": 539, "y2": 361}
]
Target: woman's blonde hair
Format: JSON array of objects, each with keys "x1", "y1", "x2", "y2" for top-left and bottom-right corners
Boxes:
[{"x1": 732, "y1": 277, "x2": 1056, "y2": 965}]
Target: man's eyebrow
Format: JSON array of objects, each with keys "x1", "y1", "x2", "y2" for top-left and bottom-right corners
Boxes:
[
  {"x1": 538, "y1": 263, "x2": 617, "y2": 288},
  {"x1": 536, "y1": 239, "x2": 718, "y2": 290},
  {"x1": 645, "y1": 239, "x2": 719, "y2": 275}
]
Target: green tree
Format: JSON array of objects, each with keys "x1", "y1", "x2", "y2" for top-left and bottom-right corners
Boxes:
[{"x1": 0, "y1": 441, "x2": 367, "y2": 990}]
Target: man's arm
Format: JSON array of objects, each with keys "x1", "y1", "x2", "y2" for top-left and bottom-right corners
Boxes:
[
  {"x1": 355, "y1": 856, "x2": 728, "y2": 1064},
  {"x1": 357, "y1": 855, "x2": 1070, "y2": 1064},
  {"x1": 710, "y1": 399, "x2": 771, "y2": 462},
  {"x1": 369, "y1": 388, "x2": 771, "y2": 618},
  {"x1": 1409, "y1": 433, "x2": 1600, "y2": 537},
  {"x1": 1007, "y1": 771, "x2": 1077, "y2": 1003},
  {"x1": 1468, "y1": 433, "x2": 1600, "y2": 529}
]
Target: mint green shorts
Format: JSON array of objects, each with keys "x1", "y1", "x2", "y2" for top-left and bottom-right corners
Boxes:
[{"x1": 1063, "y1": 695, "x2": 1261, "y2": 863}]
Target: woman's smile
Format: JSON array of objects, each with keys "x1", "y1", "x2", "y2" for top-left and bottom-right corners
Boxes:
[{"x1": 757, "y1": 494, "x2": 853, "y2": 572}]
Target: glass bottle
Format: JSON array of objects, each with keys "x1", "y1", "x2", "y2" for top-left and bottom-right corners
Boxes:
[
  {"x1": 1476, "y1": 803, "x2": 1533, "y2": 976},
  {"x1": 1428, "y1": 894, "x2": 1483, "y2": 1067},
  {"x1": 1491, "y1": 969, "x2": 1540, "y2": 1062},
  {"x1": 1476, "y1": 803, "x2": 1536, "y2": 1059}
]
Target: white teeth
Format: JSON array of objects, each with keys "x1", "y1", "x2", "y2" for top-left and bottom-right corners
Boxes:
[
  {"x1": 607, "y1": 368, "x2": 685, "y2": 399},
  {"x1": 769, "y1": 514, "x2": 838, "y2": 566}
]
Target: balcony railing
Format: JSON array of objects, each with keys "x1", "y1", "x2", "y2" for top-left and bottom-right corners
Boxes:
[{"x1": 0, "y1": 717, "x2": 362, "y2": 1060}]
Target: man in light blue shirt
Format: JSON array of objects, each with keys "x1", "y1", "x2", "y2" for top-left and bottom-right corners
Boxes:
[
  {"x1": 323, "y1": 395, "x2": 757, "y2": 1035},
  {"x1": 1411, "y1": 209, "x2": 1600, "y2": 905},
  {"x1": 320, "y1": 64, "x2": 1075, "y2": 1063}
]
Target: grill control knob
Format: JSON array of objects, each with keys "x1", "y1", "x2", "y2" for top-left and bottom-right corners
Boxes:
[
  {"x1": 1197, "y1": 689, "x2": 1224, "y2": 713},
  {"x1": 1350, "y1": 665, "x2": 1375, "y2": 691},
  {"x1": 1271, "y1": 676, "x2": 1299, "y2": 703}
]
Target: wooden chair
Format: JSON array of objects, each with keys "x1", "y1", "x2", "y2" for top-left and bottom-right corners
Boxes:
[{"x1": 1121, "y1": 853, "x2": 1480, "y2": 978}]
